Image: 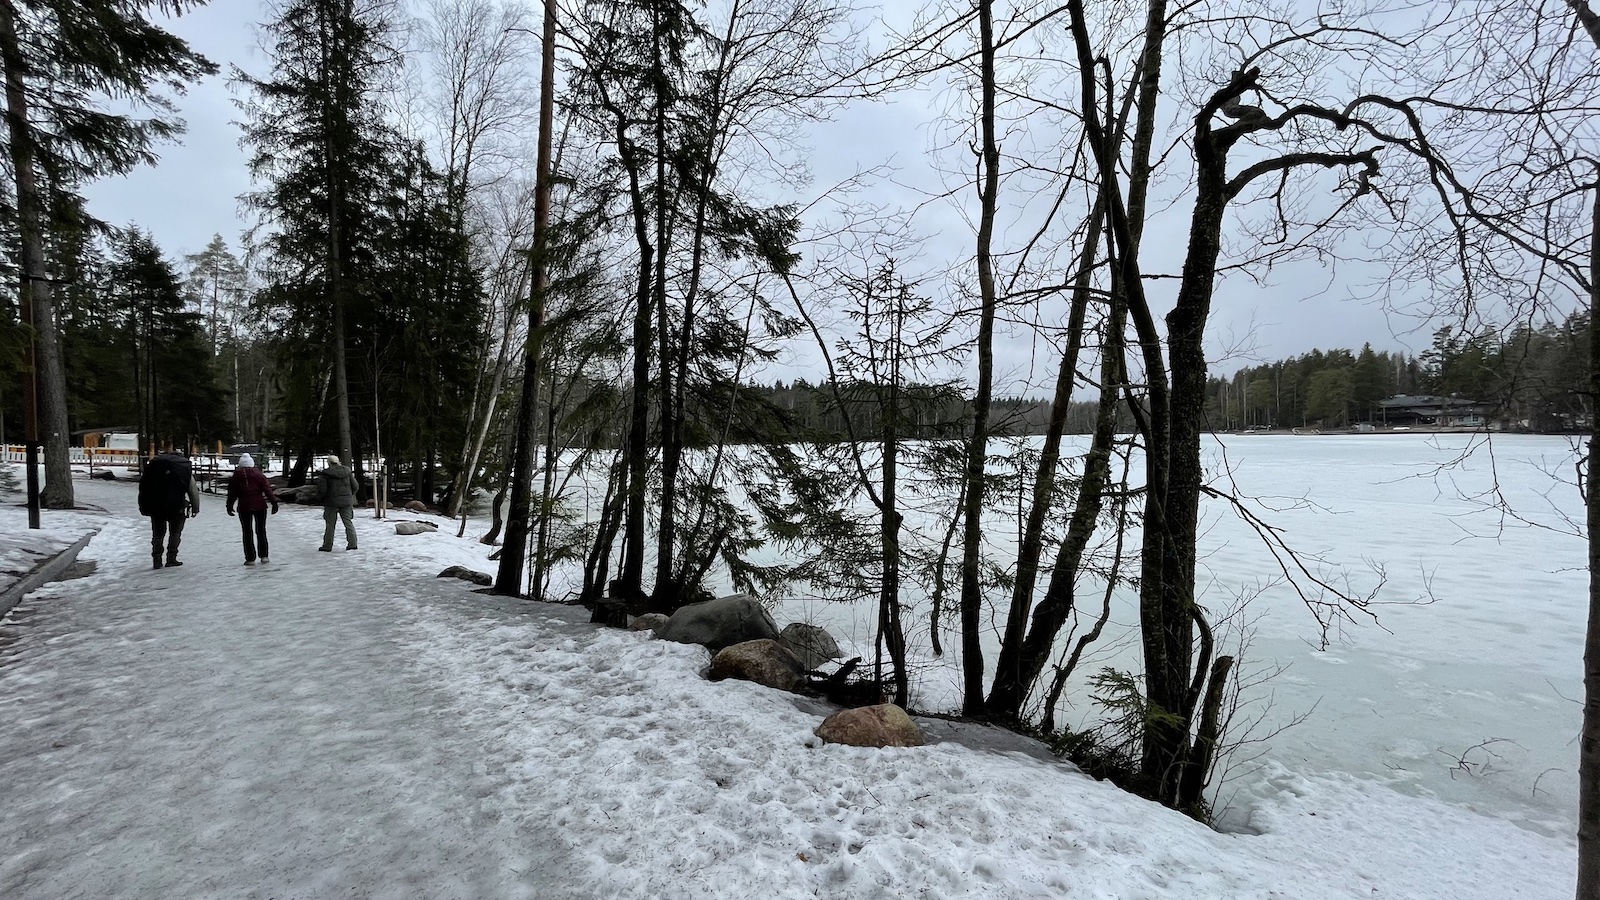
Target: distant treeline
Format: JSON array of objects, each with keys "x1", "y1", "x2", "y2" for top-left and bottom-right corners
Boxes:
[
  {"x1": 751, "y1": 379, "x2": 1134, "y2": 440},
  {"x1": 746, "y1": 311, "x2": 1588, "y2": 441},
  {"x1": 1208, "y1": 310, "x2": 1589, "y2": 430}
]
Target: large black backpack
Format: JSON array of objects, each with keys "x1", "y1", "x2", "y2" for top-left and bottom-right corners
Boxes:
[{"x1": 138, "y1": 455, "x2": 190, "y2": 517}]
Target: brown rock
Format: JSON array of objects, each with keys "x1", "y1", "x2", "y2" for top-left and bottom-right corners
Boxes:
[
  {"x1": 404, "y1": 500, "x2": 429, "y2": 512},
  {"x1": 707, "y1": 639, "x2": 806, "y2": 692},
  {"x1": 814, "y1": 703, "x2": 925, "y2": 748}
]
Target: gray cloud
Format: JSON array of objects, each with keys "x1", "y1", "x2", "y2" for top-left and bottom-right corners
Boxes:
[{"x1": 83, "y1": 0, "x2": 1455, "y2": 385}]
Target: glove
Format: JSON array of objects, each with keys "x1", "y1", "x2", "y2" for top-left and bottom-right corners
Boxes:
[
  {"x1": 271, "y1": 502, "x2": 279, "y2": 515},
  {"x1": 190, "y1": 507, "x2": 199, "y2": 518},
  {"x1": 226, "y1": 507, "x2": 236, "y2": 517}
]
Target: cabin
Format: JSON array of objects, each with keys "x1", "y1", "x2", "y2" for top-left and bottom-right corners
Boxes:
[{"x1": 1373, "y1": 395, "x2": 1491, "y2": 428}]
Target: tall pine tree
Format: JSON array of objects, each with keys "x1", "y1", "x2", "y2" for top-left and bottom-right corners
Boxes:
[
  {"x1": 0, "y1": 0, "x2": 214, "y2": 510},
  {"x1": 238, "y1": 0, "x2": 400, "y2": 476}
]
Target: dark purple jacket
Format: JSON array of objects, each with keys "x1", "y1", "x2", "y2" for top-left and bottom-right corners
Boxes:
[{"x1": 226, "y1": 466, "x2": 278, "y2": 514}]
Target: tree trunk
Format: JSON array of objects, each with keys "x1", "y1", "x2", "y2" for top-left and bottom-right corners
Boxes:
[
  {"x1": 991, "y1": 0, "x2": 1169, "y2": 718},
  {"x1": 1064, "y1": 0, "x2": 1174, "y2": 800},
  {"x1": 532, "y1": 345, "x2": 562, "y2": 600},
  {"x1": 1141, "y1": 126, "x2": 1229, "y2": 803},
  {"x1": 0, "y1": 4, "x2": 72, "y2": 510},
  {"x1": 1577, "y1": 164, "x2": 1600, "y2": 900},
  {"x1": 492, "y1": 0, "x2": 556, "y2": 598},
  {"x1": 605, "y1": 75, "x2": 656, "y2": 613},
  {"x1": 985, "y1": 196, "x2": 1100, "y2": 714},
  {"x1": 958, "y1": 0, "x2": 1002, "y2": 717},
  {"x1": 989, "y1": 299, "x2": 1124, "y2": 718},
  {"x1": 448, "y1": 305, "x2": 514, "y2": 519},
  {"x1": 649, "y1": 2, "x2": 680, "y2": 612},
  {"x1": 991, "y1": 203, "x2": 1100, "y2": 712},
  {"x1": 881, "y1": 313, "x2": 909, "y2": 706},
  {"x1": 323, "y1": 0, "x2": 355, "y2": 472},
  {"x1": 1177, "y1": 654, "x2": 1233, "y2": 812}
]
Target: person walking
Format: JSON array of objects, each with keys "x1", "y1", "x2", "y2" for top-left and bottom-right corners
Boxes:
[
  {"x1": 137, "y1": 447, "x2": 200, "y2": 570},
  {"x1": 225, "y1": 453, "x2": 279, "y2": 566},
  {"x1": 317, "y1": 454, "x2": 359, "y2": 552}
]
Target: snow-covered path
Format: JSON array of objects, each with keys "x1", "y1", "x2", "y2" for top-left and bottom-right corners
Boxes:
[{"x1": 0, "y1": 481, "x2": 586, "y2": 899}]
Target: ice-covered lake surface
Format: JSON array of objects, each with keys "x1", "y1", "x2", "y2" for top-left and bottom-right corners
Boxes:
[{"x1": 766, "y1": 433, "x2": 1587, "y2": 836}]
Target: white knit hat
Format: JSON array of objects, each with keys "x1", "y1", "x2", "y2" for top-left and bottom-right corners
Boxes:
[
  {"x1": 238, "y1": 453, "x2": 255, "y2": 468},
  {"x1": 327, "y1": 454, "x2": 341, "y2": 467}
]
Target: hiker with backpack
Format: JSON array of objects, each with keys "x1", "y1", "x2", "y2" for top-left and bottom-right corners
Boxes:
[
  {"x1": 137, "y1": 447, "x2": 201, "y2": 570},
  {"x1": 225, "y1": 453, "x2": 279, "y2": 566},
  {"x1": 317, "y1": 454, "x2": 359, "y2": 552}
]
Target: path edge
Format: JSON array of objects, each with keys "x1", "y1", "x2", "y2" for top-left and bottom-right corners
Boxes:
[{"x1": 0, "y1": 529, "x2": 100, "y2": 618}]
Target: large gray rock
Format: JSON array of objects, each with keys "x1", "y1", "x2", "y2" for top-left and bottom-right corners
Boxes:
[
  {"x1": 658, "y1": 593, "x2": 781, "y2": 653},
  {"x1": 815, "y1": 703, "x2": 925, "y2": 748},
  {"x1": 779, "y1": 622, "x2": 841, "y2": 669},
  {"x1": 708, "y1": 639, "x2": 806, "y2": 692}
]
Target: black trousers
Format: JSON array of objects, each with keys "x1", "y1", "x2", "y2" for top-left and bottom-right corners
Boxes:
[
  {"x1": 238, "y1": 509, "x2": 270, "y2": 562},
  {"x1": 149, "y1": 515, "x2": 186, "y2": 561}
]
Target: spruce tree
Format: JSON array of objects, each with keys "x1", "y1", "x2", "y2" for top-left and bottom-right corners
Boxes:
[
  {"x1": 0, "y1": 0, "x2": 214, "y2": 510},
  {"x1": 238, "y1": 0, "x2": 401, "y2": 476},
  {"x1": 107, "y1": 227, "x2": 228, "y2": 450}
]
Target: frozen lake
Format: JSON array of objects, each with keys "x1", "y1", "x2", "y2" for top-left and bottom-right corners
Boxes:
[{"x1": 766, "y1": 433, "x2": 1586, "y2": 836}]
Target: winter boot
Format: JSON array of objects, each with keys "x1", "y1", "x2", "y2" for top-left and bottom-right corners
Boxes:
[
  {"x1": 166, "y1": 552, "x2": 183, "y2": 567},
  {"x1": 152, "y1": 554, "x2": 164, "y2": 570}
]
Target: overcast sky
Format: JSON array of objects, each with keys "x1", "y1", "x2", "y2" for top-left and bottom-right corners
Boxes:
[{"x1": 80, "y1": 0, "x2": 1467, "y2": 387}]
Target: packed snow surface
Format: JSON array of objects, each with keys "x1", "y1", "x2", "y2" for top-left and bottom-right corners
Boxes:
[{"x1": 0, "y1": 438, "x2": 1581, "y2": 898}]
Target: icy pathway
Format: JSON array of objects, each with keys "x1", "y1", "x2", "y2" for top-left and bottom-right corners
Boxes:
[{"x1": 0, "y1": 480, "x2": 588, "y2": 900}]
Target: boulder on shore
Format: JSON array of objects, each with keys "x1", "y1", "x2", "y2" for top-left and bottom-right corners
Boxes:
[
  {"x1": 779, "y1": 622, "x2": 840, "y2": 670},
  {"x1": 708, "y1": 639, "x2": 807, "y2": 692},
  {"x1": 658, "y1": 593, "x2": 780, "y2": 653},
  {"x1": 814, "y1": 703, "x2": 925, "y2": 748}
]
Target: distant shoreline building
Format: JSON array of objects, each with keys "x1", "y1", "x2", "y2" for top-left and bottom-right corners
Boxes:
[{"x1": 1373, "y1": 395, "x2": 1490, "y2": 429}]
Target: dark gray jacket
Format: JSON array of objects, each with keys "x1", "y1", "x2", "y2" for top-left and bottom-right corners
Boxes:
[{"x1": 317, "y1": 463, "x2": 358, "y2": 508}]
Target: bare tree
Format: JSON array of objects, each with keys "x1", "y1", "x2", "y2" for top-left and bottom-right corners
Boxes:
[{"x1": 413, "y1": 0, "x2": 538, "y2": 521}]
